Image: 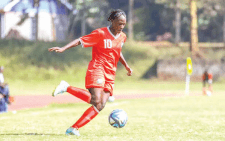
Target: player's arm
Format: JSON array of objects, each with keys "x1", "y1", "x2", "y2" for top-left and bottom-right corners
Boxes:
[
  {"x1": 48, "y1": 38, "x2": 81, "y2": 53},
  {"x1": 203, "y1": 80, "x2": 206, "y2": 87},
  {"x1": 119, "y1": 52, "x2": 132, "y2": 76}
]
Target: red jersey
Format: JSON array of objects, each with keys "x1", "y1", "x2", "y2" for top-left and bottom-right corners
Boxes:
[
  {"x1": 79, "y1": 27, "x2": 127, "y2": 80},
  {"x1": 202, "y1": 73, "x2": 213, "y2": 80}
]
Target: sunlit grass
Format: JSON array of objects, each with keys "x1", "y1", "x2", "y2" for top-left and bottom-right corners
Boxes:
[
  {"x1": 7, "y1": 78, "x2": 225, "y2": 96},
  {"x1": 1, "y1": 95, "x2": 225, "y2": 141}
]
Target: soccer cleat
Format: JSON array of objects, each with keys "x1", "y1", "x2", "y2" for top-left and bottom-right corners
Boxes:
[
  {"x1": 65, "y1": 127, "x2": 80, "y2": 136},
  {"x1": 52, "y1": 80, "x2": 70, "y2": 97}
]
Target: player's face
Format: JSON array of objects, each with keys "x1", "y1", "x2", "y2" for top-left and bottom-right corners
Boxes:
[{"x1": 112, "y1": 15, "x2": 126, "y2": 34}]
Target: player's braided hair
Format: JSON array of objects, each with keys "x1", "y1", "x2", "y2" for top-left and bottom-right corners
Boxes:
[{"x1": 107, "y1": 9, "x2": 126, "y2": 21}]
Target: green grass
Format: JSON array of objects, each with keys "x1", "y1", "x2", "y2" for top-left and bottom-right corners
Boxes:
[
  {"x1": 7, "y1": 78, "x2": 225, "y2": 96},
  {"x1": 0, "y1": 39, "x2": 161, "y2": 82},
  {"x1": 2, "y1": 39, "x2": 224, "y2": 82},
  {"x1": 1, "y1": 95, "x2": 225, "y2": 141},
  {"x1": 0, "y1": 39, "x2": 225, "y2": 96}
]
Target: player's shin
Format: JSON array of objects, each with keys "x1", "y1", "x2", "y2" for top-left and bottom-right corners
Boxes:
[
  {"x1": 67, "y1": 86, "x2": 91, "y2": 103},
  {"x1": 72, "y1": 106, "x2": 99, "y2": 129}
]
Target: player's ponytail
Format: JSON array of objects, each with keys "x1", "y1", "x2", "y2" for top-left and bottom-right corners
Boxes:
[{"x1": 107, "y1": 9, "x2": 126, "y2": 21}]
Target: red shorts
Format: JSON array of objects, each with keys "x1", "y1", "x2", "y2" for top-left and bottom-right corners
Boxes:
[{"x1": 85, "y1": 69, "x2": 115, "y2": 96}]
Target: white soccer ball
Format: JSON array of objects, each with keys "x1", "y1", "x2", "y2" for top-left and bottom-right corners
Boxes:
[
  {"x1": 206, "y1": 90, "x2": 212, "y2": 96},
  {"x1": 108, "y1": 96, "x2": 115, "y2": 102},
  {"x1": 108, "y1": 109, "x2": 128, "y2": 128}
]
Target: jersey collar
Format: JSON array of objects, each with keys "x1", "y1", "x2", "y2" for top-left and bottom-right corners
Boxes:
[{"x1": 107, "y1": 26, "x2": 121, "y2": 39}]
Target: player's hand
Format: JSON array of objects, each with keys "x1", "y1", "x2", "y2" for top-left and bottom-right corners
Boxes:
[
  {"x1": 126, "y1": 66, "x2": 133, "y2": 76},
  {"x1": 48, "y1": 47, "x2": 65, "y2": 53}
]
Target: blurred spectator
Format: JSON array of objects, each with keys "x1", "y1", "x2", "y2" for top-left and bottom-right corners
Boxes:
[
  {"x1": 202, "y1": 70, "x2": 213, "y2": 96},
  {"x1": 0, "y1": 66, "x2": 10, "y2": 113}
]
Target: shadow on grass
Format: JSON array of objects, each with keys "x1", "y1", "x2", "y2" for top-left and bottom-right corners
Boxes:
[{"x1": 0, "y1": 133, "x2": 65, "y2": 136}]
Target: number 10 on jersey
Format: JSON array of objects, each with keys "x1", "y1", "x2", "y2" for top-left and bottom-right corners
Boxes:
[{"x1": 104, "y1": 39, "x2": 112, "y2": 48}]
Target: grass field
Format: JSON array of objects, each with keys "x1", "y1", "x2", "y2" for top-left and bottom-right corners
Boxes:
[
  {"x1": 7, "y1": 78, "x2": 225, "y2": 96},
  {"x1": 1, "y1": 94, "x2": 225, "y2": 141}
]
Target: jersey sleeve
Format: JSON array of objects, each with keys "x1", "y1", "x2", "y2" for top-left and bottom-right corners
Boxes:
[
  {"x1": 124, "y1": 36, "x2": 127, "y2": 43},
  {"x1": 79, "y1": 30, "x2": 100, "y2": 48}
]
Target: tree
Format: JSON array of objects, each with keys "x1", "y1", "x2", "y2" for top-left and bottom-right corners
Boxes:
[
  {"x1": 190, "y1": 0, "x2": 199, "y2": 54},
  {"x1": 155, "y1": 0, "x2": 189, "y2": 43},
  {"x1": 157, "y1": 0, "x2": 201, "y2": 54},
  {"x1": 67, "y1": 0, "x2": 109, "y2": 38},
  {"x1": 175, "y1": 0, "x2": 181, "y2": 44},
  {"x1": 201, "y1": 0, "x2": 225, "y2": 45},
  {"x1": 81, "y1": 0, "x2": 87, "y2": 36},
  {"x1": 34, "y1": 0, "x2": 40, "y2": 41},
  {"x1": 48, "y1": 0, "x2": 56, "y2": 41},
  {"x1": 128, "y1": 0, "x2": 134, "y2": 41}
]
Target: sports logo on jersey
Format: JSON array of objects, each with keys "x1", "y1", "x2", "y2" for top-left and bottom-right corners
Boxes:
[
  {"x1": 97, "y1": 78, "x2": 103, "y2": 84},
  {"x1": 121, "y1": 42, "x2": 124, "y2": 48}
]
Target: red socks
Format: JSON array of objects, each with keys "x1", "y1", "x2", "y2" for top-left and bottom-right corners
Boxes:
[
  {"x1": 67, "y1": 86, "x2": 91, "y2": 103},
  {"x1": 66, "y1": 86, "x2": 99, "y2": 129},
  {"x1": 72, "y1": 106, "x2": 99, "y2": 129}
]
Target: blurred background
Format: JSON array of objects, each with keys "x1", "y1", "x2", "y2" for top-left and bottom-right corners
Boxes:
[{"x1": 0, "y1": 0, "x2": 225, "y2": 96}]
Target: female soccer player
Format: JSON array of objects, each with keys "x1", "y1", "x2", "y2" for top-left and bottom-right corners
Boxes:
[
  {"x1": 48, "y1": 9, "x2": 132, "y2": 136},
  {"x1": 202, "y1": 70, "x2": 213, "y2": 95}
]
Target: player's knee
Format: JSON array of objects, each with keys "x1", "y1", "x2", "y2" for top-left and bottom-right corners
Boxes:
[
  {"x1": 96, "y1": 103, "x2": 105, "y2": 112},
  {"x1": 92, "y1": 102, "x2": 105, "y2": 111},
  {"x1": 92, "y1": 103, "x2": 103, "y2": 111},
  {"x1": 96, "y1": 103, "x2": 105, "y2": 111},
  {"x1": 90, "y1": 97, "x2": 101, "y2": 109},
  {"x1": 90, "y1": 94, "x2": 100, "y2": 103},
  {"x1": 99, "y1": 104, "x2": 106, "y2": 111}
]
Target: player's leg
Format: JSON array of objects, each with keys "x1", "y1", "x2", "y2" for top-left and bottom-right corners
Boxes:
[
  {"x1": 105, "y1": 81, "x2": 115, "y2": 102},
  {"x1": 66, "y1": 73, "x2": 105, "y2": 103},
  {"x1": 66, "y1": 72, "x2": 108, "y2": 136},
  {"x1": 67, "y1": 86, "x2": 91, "y2": 103},
  {"x1": 65, "y1": 88, "x2": 102, "y2": 136},
  {"x1": 202, "y1": 87, "x2": 206, "y2": 95},
  {"x1": 71, "y1": 88, "x2": 109, "y2": 128},
  {"x1": 209, "y1": 84, "x2": 213, "y2": 92},
  {"x1": 101, "y1": 90, "x2": 111, "y2": 107},
  {"x1": 202, "y1": 80, "x2": 207, "y2": 95},
  {"x1": 67, "y1": 88, "x2": 110, "y2": 136},
  {"x1": 89, "y1": 88, "x2": 110, "y2": 111},
  {"x1": 208, "y1": 79, "x2": 213, "y2": 93},
  {"x1": 63, "y1": 73, "x2": 105, "y2": 103},
  {"x1": 52, "y1": 80, "x2": 91, "y2": 103}
]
